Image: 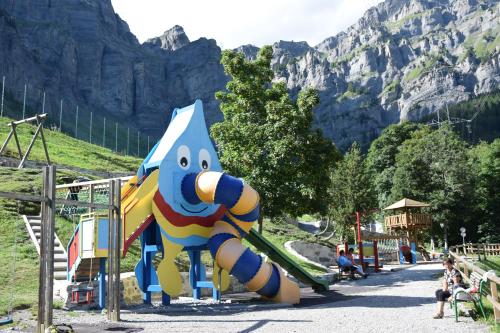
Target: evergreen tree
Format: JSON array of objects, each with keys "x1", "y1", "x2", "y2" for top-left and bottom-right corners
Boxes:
[{"x1": 328, "y1": 142, "x2": 376, "y2": 241}]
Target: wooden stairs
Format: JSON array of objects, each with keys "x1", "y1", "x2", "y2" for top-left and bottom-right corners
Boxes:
[{"x1": 22, "y1": 215, "x2": 68, "y2": 280}]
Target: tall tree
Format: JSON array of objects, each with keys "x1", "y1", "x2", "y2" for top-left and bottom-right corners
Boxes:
[
  {"x1": 328, "y1": 142, "x2": 376, "y2": 241},
  {"x1": 211, "y1": 46, "x2": 338, "y2": 220},
  {"x1": 468, "y1": 139, "x2": 500, "y2": 243},
  {"x1": 390, "y1": 125, "x2": 474, "y2": 245},
  {"x1": 366, "y1": 122, "x2": 422, "y2": 208}
]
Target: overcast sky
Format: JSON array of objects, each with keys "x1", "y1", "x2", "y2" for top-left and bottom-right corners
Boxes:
[{"x1": 111, "y1": 0, "x2": 384, "y2": 49}]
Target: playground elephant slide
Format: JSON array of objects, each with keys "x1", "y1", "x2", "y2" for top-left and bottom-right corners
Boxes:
[{"x1": 120, "y1": 100, "x2": 300, "y2": 304}]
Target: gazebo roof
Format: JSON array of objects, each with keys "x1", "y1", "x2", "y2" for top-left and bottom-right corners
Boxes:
[{"x1": 383, "y1": 198, "x2": 430, "y2": 210}]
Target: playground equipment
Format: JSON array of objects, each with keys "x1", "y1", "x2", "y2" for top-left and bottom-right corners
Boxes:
[
  {"x1": 0, "y1": 113, "x2": 50, "y2": 168},
  {"x1": 66, "y1": 100, "x2": 327, "y2": 308},
  {"x1": 383, "y1": 198, "x2": 432, "y2": 264}
]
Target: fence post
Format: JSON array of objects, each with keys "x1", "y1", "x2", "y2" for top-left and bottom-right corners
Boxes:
[
  {"x1": 42, "y1": 92, "x2": 46, "y2": 115},
  {"x1": 103, "y1": 117, "x2": 106, "y2": 147},
  {"x1": 22, "y1": 84, "x2": 27, "y2": 119},
  {"x1": 127, "y1": 127, "x2": 130, "y2": 155},
  {"x1": 37, "y1": 165, "x2": 56, "y2": 332},
  {"x1": 59, "y1": 99, "x2": 63, "y2": 131},
  {"x1": 137, "y1": 131, "x2": 139, "y2": 156},
  {"x1": 147, "y1": 136, "x2": 150, "y2": 153},
  {"x1": 107, "y1": 180, "x2": 115, "y2": 320},
  {"x1": 115, "y1": 123, "x2": 118, "y2": 152},
  {"x1": 490, "y1": 281, "x2": 499, "y2": 323},
  {"x1": 483, "y1": 243, "x2": 487, "y2": 260},
  {"x1": 75, "y1": 106, "x2": 78, "y2": 139},
  {"x1": 1, "y1": 75, "x2": 4, "y2": 117},
  {"x1": 89, "y1": 112, "x2": 93, "y2": 143},
  {"x1": 113, "y1": 180, "x2": 121, "y2": 321}
]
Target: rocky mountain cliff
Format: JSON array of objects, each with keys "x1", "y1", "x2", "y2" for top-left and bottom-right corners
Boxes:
[{"x1": 0, "y1": 0, "x2": 498, "y2": 150}]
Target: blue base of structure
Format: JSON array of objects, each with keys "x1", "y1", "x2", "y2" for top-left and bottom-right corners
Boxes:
[{"x1": 0, "y1": 316, "x2": 13, "y2": 326}]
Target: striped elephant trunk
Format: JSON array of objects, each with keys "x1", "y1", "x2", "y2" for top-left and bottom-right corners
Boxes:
[{"x1": 181, "y1": 171, "x2": 300, "y2": 304}]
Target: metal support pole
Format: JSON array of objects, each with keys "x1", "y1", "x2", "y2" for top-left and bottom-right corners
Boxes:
[
  {"x1": 42, "y1": 92, "x2": 46, "y2": 115},
  {"x1": 89, "y1": 112, "x2": 93, "y2": 143},
  {"x1": 22, "y1": 84, "x2": 26, "y2": 119},
  {"x1": 59, "y1": 99, "x2": 63, "y2": 131},
  {"x1": 127, "y1": 127, "x2": 130, "y2": 155},
  {"x1": 75, "y1": 106, "x2": 79, "y2": 139},
  {"x1": 115, "y1": 123, "x2": 118, "y2": 152},
  {"x1": 1, "y1": 76, "x2": 4, "y2": 117},
  {"x1": 88, "y1": 184, "x2": 94, "y2": 214},
  {"x1": 103, "y1": 117, "x2": 106, "y2": 147}
]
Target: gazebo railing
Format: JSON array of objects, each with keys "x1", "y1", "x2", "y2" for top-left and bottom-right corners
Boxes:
[{"x1": 384, "y1": 213, "x2": 432, "y2": 229}]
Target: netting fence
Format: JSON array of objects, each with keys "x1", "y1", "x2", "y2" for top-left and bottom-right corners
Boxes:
[{"x1": 0, "y1": 76, "x2": 160, "y2": 158}]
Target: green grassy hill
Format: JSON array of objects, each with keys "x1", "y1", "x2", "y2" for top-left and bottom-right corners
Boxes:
[
  {"x1": 0, "y1": 116, "x2": 143, "y2": 172},
  {"x1": 0, "y1": 115, "x2": 333, "y2": 316}
]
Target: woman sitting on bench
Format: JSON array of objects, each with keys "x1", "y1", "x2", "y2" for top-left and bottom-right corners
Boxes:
[
  {"x1": 433, "y1": 259, "x2": 464, "y2": 319},
  {"x1": 338, "y1": 250, "x2": 368, "y2": 278}
]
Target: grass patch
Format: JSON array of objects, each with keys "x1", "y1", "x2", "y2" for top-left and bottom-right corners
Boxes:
[
  {"x1": 382, "y1": 80, "x2": 400, "y2": 95},
  {"x1": 0, "y1": 116, "x2": 141, "y2": 173},
  {"x1": 244, "y1": 221, "x2": 336, "y2": 276},
  {"x1": 384, "y1": 11, "x2": 428, "y2": 31},
  {"x1": 403, "y1": 54, "x2": 442, "y2": 82},
  {"x1": 476, "y1": 256, "x2": 500, "y2": 275}
]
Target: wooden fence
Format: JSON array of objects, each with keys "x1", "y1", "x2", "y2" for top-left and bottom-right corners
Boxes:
[
  {"x1": 449, "y1": 245, "x2": 500, "y2": 324},
  {"x1": 453, "y1": 243, "x2": 500, "y2": 261}
]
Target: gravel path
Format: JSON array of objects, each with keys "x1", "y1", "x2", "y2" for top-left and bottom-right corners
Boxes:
[{"x1": 4, "y1": 264, "x2": 490, "y2": 333}]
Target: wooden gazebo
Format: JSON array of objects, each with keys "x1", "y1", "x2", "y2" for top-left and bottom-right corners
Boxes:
[
  {"x1": 383, "y1": 198, "x2": 432, "y2": 263},
  {"x1": 383, "y1": 198, "x2": 432, "y2": 234}
]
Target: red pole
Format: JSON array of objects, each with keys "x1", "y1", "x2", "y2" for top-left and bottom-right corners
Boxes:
[
  {"x1": 356, "y1": 212, "x2": 364, "y2": 267},
  {"x1": 374, "y1": 240, "x2": 380, "y2": 272}
]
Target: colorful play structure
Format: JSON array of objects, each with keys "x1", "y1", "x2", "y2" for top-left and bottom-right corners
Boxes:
[
  {"x1": 66, "y1": 100, "x2": 328, "y2": 308},
  {"x1": 338, "y1": 198, "x2": 432, "y2": 270}
]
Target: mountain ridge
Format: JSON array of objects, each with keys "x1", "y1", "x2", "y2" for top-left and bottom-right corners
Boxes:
[{"x1": 0, "y1": 0, "x2": 498, "y2": 151}]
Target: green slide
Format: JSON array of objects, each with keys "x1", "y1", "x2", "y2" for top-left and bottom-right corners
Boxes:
[{"x1": 246, "y1": 228, "x2": 329, "y2": 293}]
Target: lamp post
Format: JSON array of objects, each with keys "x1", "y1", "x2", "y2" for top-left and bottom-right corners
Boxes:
[
  {"x1": 460, "y1": 227, "x2": 466, "y2": 255},
  {"x1": 440, "y1": 222, "x2": 448, "y2": 254}
]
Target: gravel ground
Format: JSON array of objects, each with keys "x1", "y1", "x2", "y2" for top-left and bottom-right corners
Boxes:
[{"x1": 3, "y1": 264, "x2": 490, "y2": 333}]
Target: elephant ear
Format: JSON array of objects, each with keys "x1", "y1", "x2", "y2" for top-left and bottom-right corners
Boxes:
[{"x1": 121, "y1": 170, "x2": 159, "y2": 256}]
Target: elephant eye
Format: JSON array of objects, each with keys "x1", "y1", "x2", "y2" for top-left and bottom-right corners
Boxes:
[
  {"x1": 177, "y1": 145, "x2": 191, "y2": 170},
  {"x1": 199, "y1": 149, "x2": 211, "y2": 170}
]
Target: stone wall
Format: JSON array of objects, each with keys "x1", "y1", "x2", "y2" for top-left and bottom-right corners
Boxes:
[{"x1": 285, "y1": 240, "x2": 337, "y2": 270}]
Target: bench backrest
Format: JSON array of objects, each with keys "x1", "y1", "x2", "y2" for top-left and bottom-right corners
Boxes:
[{"x1": 469, "y1": 272, "x2": 485, "y2": 293}]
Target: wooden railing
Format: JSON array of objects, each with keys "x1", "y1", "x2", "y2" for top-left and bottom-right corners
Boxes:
[
  {"x1": 384, "y1": 213, "x2": 432, "y2": 229},
  {"x1": 453, "y1": 243, "x2": 500, "y2": 260},
  {"x1": 449, "y1": 245, "x2": 500, "y2": 324}
]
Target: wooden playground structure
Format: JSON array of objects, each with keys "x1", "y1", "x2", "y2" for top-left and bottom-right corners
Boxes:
[{"x1": 341, "y1": 198, "x2": 433, "y2": 270}]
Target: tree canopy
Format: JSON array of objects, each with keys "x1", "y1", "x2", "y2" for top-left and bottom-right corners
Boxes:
[
  {"x1": 366, "y1": 122, "x2": 422, "y2": 208},
  {"x1": 211, "y1": 46, "x2": 339, "y2": 219}
]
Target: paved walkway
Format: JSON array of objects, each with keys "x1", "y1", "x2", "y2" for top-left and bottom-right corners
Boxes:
[{"x1": 3, "y1": 264, "x2": 490, "y2": 333}]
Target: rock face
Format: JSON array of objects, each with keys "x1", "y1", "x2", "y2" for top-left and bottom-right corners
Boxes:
[{"x1": 0, "y1": 0, "x2": 498, "y2": 150}]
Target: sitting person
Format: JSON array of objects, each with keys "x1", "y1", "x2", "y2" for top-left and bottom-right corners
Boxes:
[
  {"x1": 338, "y1": 249, "x2": 367, "y2": 278},
  {"x1": 347, "y1": 247, "x2": 366, "y2": 275},
  {"x1": 433, "y1": 258, "x2": 462, "y2": 319}
]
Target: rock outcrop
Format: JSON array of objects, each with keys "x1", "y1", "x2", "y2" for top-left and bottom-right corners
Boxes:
[{"x1": 0, "y1": 0, "x2": 498, "y2": 150}]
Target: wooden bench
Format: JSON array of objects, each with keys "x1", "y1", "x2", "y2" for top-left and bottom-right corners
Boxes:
[{"x1": 451, "y1": 271, "x2": 487, "y2": 322}]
